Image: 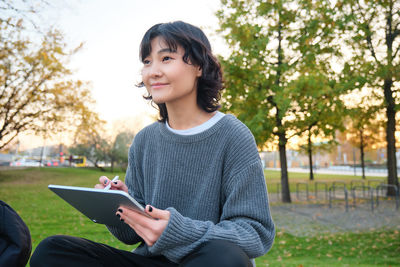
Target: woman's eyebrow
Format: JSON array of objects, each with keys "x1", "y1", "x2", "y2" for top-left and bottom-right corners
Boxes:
[{"x1": 157, "y1": 48, "x2": 177, "y2": 54}]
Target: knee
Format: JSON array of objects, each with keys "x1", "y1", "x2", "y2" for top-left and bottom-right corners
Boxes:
[
  {"x1": 30, "y1": 235, "x2": 67, "y2": 266},
  {"x1": 182, "y1": 240, "x2": 251, "y2": 267},
  {"x1": 206, "y1": 240, "x2": 250, "y2": 267}
]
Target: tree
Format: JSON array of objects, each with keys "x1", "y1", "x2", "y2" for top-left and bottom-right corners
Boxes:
[
  {"x1": 346, "y1": 102, "x2": 384, "y2": 179},
  {"x1": 0, "y1": 1, "x2": 100, "y2": 151},
  {"x1": 109, "y1": 131, "x2": 135, "y2": 172},
  {"x1": 0, "y1": 8, "x2": 99, "y2": 150},
  {"x1": 70, "y1": 107, "x2": 108, "y2": 171},
  {"x1": 336, "y1": 0, "x2": 400, "y2": 194},
  {"x1": 217, "y1": 0, "x2": 337, "y2": 202},
  {"x1": 289, "y1": 72, "x2": 345, "y2": 180},
  {"x1": 0, "y1": 0, "x2": 45, "y2": 26}
]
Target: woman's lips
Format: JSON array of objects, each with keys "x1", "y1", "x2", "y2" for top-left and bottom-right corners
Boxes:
[{"x1": 151, "y1": 83, "x2": 168, "y2": 89}]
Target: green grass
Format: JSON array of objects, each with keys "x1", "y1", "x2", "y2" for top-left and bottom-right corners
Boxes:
[
  {"x1": 0, "y1": 168, "x2": 134, "y2": 254},
  {"x1": 257, "y1": 230, "x2": 400, "y2": 266},
  {"x1": 0, "y1": 167, "x2": 398, "y2": 266}
]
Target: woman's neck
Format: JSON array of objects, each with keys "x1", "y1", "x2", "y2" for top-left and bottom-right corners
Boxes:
[{"x1": 166, "y1": 103, "x2": 215, "y2": 130}]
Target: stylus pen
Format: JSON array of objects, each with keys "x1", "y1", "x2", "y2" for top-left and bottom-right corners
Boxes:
[{"x1": 104, "y1": 176, "x2": 119, "y2": 190}]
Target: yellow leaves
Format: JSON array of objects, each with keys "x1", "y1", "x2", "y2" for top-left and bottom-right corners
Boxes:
[
  {"x1": 54, "y1": 46, "x2": 63, "y2": 54},
  {"x1": 276, "y1": 230, "x2": 284, "y2": 237},
  {"x1": 285, "y1": 251, "x2": 292, "y2": 257},
  {"x1": 41, "y1": 51, "x2": 48, "y2": 60},
  {"x1": 0, "y1": 17, "x2": 100, "y2": 149}
]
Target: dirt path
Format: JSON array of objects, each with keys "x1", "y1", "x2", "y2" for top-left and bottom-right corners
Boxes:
[{"x1": 269, "y1": 198, "x2": 400, "y2": 236}]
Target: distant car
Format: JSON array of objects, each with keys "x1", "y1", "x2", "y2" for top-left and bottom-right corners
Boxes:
[
  {"x1": 43, "y1": 160, "x2": 60, "y2": 167},
  {"x1": 10, "y1": 159, "x2": 41, "y2": 167}
]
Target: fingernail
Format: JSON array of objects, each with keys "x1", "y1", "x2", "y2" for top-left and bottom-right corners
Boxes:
[
  {"x1": 118, "y1": 209, "x2": 123, "y2": 213},
  {"x1": 148, "y1": 206, "x2": 153, "y2": 212},
  {"x1": 116, "y1": 214, "x2": 120, "y2": 218},
  {"x1": 104, "y1": 179, "x2": 108, "y2": 184}
]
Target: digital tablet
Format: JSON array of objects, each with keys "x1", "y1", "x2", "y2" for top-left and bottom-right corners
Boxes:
[{"x1": 48, "y1": 184, "x2": 150, "y2": 226}]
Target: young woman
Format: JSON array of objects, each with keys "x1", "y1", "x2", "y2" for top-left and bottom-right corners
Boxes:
[{"x1": 31, "y1": 21, "x2": 275, "y2": 267}]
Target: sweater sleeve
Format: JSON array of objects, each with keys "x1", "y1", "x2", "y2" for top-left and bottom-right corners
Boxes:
[
  {"x1": 148, "y1": 160, "x2": 275, "y2": 263},
  {"x1": 106, "y1": 145, "x2": 144, "y2": 245}
]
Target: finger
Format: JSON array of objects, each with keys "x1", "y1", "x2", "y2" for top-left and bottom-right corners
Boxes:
[
  {"x1": 117, "y1": 207, "x2": 153, "y2": 227},
  {"x1": 115, "y1": 211, "x2": 153, "y2": 245},
  {"x1": 99, "y1": 176, "x2": 109, "y2": 186},
  {"x1": 145, "y1": 205, "x2": 170, "y2": 220},
  {"x1": 110, "y1": 180, "x2": 129, "y2": 193},
  {"x1": 126, "y1": 222, "x2": 152, "y2": 245},
  {"x1": 126, "y1": 221, "x2": 154, "y2": 246},
  {"x1": 94, "y1": 184, "x2": 105, "y2": 189},
  {"x1": 120, "y1": 207, "x2": 168, "y2": 244},
  {"x1": 116, "y1": 208, "x2": 157, "y2": 245}
]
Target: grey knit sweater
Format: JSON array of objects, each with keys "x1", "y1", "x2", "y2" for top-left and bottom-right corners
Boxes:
[{"x1": 108, "y1": 114, "x2": 275, "y2": 263}]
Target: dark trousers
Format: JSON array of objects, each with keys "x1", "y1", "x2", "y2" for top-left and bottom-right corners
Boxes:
[{"x1": 30, "y1": 235, "x2": 252, "y2": 267}]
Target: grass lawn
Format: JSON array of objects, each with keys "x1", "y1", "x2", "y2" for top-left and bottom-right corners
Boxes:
[
  {"x1": 0, "y1": 167, "x2": 134, "y2": 253},
  {"x1": 0, "y1": 167, "x2": 398, "y2": 266}
]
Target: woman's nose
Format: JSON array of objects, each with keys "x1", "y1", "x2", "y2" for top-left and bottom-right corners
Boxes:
[{"x1": 148, "y1": 63, "x2": 162, "y2": 77}]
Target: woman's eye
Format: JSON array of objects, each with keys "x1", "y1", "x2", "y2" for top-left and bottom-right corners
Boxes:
[
  {"x1": 143, "y1": 59, "x2": 151, "y2": 65},
  {"x1": 162, "y1": 56, "x2": 172, "y2": 62}
]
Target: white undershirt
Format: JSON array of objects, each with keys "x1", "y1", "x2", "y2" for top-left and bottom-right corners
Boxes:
[{"x1": 166, "y1": 111, "x2": 225, "y2": 136}]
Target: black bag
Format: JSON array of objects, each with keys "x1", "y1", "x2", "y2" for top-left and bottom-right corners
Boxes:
[{"x1": 0, "y1": 200, "x2": 32, "y2": 267}]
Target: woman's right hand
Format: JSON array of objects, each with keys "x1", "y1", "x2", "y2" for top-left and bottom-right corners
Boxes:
[{"x1": 95, "y1": 176, "x2": 129, "y2": 193}]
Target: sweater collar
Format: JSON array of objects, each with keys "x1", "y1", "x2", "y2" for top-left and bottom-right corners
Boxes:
[{"x1": 158, "y1": 114, "x2": 234, "y2": 144}]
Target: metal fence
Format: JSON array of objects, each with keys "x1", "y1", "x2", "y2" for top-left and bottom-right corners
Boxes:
[{"x1": 271, "y1": 179, "x2": 399, "y2": 213}]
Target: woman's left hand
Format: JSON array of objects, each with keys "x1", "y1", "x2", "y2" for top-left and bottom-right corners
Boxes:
[{"x1": 116, "y1": 205, "x2": 170, "y2": 247}]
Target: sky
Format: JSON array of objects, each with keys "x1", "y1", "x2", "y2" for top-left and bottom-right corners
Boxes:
[
  {"x1": 19, "y1": 0, "x2": 227, "y2": 149},
  {"x1": 49, "y1": 0, "x2": 224, "y2": 125}
]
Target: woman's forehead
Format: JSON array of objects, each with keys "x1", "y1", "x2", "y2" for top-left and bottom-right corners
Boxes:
[{"x1": 150, "y1": 36, "x2": 179, "y2": 52}]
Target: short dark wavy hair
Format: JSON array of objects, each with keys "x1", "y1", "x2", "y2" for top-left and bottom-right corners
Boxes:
[{"x1": 138, "y1": 21, "x2": 223, "y2": 123}]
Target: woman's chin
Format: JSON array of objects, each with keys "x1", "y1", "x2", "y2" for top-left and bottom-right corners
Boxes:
[{"x1": 152, "y1": 98, "x2": 166, "y2": 105}]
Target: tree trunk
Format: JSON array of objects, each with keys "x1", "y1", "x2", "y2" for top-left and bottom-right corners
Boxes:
[
  {"x1": 275, "y1": 15, "x2": 291, "y2": 203},
  {"x1": 384, "y1": 78, "x2": 399, "y2": 196},
  {"x1": 383, "y1": 7, "x2": 399, "y2": 196},
  {"x1": 360, "y1": 130, "x2": 366, "y2": 179},
  {"x1": 94, "y1": 160, "x2": 106, "y2": 172},
  {"x1": 307, "y1": 130, "x2": 314, "y2": 181},
  {"x1": 39, "y1": 145, "x2": 45, "y2": 167},
  {"x1": 278, "y1": 132, "x2": 291, "y2": 203}
]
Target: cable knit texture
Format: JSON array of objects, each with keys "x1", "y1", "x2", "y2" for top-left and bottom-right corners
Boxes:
[{"x1": 107, "y1": 114, "x2": 275, "y2": 263}]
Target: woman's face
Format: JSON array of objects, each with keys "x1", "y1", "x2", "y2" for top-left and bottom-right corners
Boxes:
[{"x1": 141, "y1": 37, "x2": 202, "y2": 106}]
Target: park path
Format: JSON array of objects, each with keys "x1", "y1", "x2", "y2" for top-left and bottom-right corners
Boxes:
[{"x1": 269, "y1": 200, "x2": 400, "y2": 236}]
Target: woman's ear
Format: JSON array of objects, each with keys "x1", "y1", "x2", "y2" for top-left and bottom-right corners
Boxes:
[{"x1": 196, "y1": 66, "x2": 202, "y2": 77}]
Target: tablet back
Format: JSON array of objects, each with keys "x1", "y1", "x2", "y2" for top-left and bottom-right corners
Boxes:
[{"x1": 48, "y1": 185, "x2": 145, "y2": 226}]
